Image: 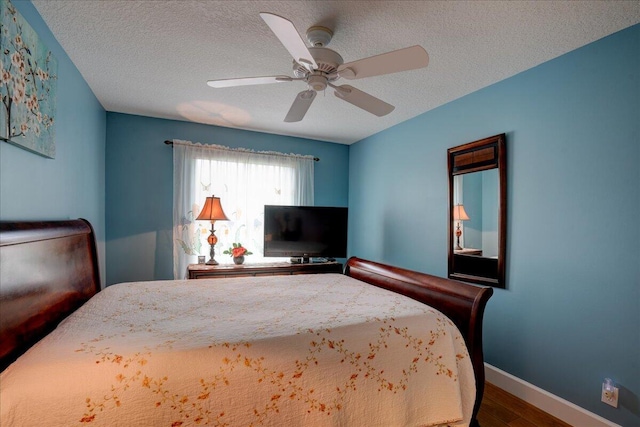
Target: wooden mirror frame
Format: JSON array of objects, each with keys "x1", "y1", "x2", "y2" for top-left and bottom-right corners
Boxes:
[{"x1": 448, "y1": 134, "x2": 506, "y2": 288}]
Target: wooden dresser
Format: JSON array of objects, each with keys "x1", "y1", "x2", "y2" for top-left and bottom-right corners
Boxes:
[{"x1": 187, "y1": 261, "x2": 343, "y2": 279}]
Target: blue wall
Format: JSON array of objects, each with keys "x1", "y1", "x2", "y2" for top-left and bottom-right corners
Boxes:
[
  {"x1": 349, "y1": 25, "x2": 639, "y2": 426},
  {"x1": 105, "y1": 113, "x2": 349, "y2": 285},
  {"x1": 0, "y1": 1, "x2": 106, "y2": 282}
]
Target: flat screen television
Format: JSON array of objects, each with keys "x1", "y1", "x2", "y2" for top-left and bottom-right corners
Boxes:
[{"x1": 263, "y1": 205, "x2": 348, "y2": 261}]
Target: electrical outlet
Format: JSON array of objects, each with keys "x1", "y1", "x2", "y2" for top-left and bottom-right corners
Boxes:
[{"x1": 601, "y1": 379, "x2": 619, "y2": 408}]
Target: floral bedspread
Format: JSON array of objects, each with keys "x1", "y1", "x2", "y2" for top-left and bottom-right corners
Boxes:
[{"x1": 0, "y1": 274, "x2": 474, "y2": 426}]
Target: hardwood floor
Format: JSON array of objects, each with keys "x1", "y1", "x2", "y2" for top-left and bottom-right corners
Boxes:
[{"x1": 478, "y1": 382, "x2": 573, "y2": 427}]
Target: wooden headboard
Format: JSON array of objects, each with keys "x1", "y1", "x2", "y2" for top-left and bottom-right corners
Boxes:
[
  {"x1": 345, "y1": 256, "x2": 493, "y2": 427},
  {"x1": 0, "y1": 219, "x2": 100, "y2": 371}
]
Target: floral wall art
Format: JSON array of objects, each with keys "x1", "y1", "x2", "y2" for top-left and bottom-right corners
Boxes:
[{"x1": 1, "y1": 0, "x2": 57, "y2": 158}]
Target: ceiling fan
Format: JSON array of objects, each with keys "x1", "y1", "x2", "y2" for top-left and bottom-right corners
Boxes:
[{"x1": 207, "y1": 13, "x2": 429, "y2": 123}]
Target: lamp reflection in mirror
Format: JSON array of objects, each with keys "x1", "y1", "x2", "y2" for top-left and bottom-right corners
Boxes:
[
  {"x1": 452, "y1": 204, "x2": 470, "y2": 250},
  {"x1": 196, "y1": 195, "x2": 229, "y2": 265}
]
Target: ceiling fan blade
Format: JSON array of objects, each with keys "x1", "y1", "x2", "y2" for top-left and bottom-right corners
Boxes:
[
  {"x1": 333, "y1": 85, "x2": 395, "y2": 117},
  {"x1": 337, "y1": 45, "x2": 429, "y2": 80},
  {"x1": 207, "y1": 75, "x2": 292, "y2": 88},
  {"x1": 284, "y1": 90, "x2": 317, "y2": 122},
  {"x1": 260, "y1": 12, "x2": 317, "y2": 70}
]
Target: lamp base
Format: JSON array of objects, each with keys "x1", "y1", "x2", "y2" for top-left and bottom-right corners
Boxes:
[
  {"x1": 205, "y1": 222, "x2": 219, "y2": 266},
  {"x1": 455, "y1": 223, "x2": 463, "y2": 251}
]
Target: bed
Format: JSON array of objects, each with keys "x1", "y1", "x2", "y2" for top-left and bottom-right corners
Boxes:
[{"x1": 0, "y1": 219, "x2": 492, "y2": 427}]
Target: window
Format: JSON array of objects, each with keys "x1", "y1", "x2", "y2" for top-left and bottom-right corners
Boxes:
[{"x1": 172, "y1": 141, "x2": 314, "y2": 278}]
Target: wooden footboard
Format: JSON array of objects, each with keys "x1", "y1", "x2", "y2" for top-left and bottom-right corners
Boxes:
[
  {"x1": 345, "y1": 256, "x2": 493, "y2": 427},
  {"x1": 0, "y1": 219, "x2": 100, "y2": 371}
]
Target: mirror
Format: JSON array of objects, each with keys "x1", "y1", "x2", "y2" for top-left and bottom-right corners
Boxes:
[{"x1": 448, "y1": 134, "x2": 506, "y2": 288}]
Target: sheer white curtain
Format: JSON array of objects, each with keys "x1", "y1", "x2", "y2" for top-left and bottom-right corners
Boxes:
[{"x1": 172, "y1": 140, "x2": 314, "y2": 279}]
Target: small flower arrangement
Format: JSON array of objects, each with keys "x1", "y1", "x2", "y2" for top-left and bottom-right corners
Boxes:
[{"x1": 223, "y1": 243, "x2": 253, "y2": 258}]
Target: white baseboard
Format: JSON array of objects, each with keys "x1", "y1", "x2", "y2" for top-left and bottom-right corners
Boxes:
[{"x1": 484, "y1": 363, "x2": 620, "y2": 427}]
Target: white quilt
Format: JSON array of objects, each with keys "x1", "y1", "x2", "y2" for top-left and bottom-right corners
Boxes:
[{"x1": 1, "y1": 274, "x2": 474, "y2": 426}]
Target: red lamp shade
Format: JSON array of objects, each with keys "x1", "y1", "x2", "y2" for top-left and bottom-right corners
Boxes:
[{"x1": 196, "y1": 195, "x2": 229, "y2": 222}]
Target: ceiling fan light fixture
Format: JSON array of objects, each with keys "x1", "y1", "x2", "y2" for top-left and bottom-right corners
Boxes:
[{"x1": 307, "y1": 75, "x2": 327, "y2": 91}]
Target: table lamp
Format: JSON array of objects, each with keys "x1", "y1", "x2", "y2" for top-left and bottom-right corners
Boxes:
[
  {"x1": 196, "y1": 195, "x2": 229, "y2": 265},
  {"x1": 452, "y1": 204, "x2": 470, "y2": 251}
]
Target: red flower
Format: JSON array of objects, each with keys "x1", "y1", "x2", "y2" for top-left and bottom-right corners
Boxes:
[
  {"x1": 232, "y1": 247, "x2": 247, "y2": 257},
  {"x1": 224, "y1": 243, "x2": 252, "y2": 257}
]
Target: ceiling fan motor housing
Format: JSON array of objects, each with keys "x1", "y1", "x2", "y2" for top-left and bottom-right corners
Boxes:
[{"x1": 293, "y1": 47, "x2": 344, "y2": 78}]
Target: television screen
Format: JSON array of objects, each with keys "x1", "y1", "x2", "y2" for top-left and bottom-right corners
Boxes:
[{"x1": 263, "y1": 205, "x2": 348, "y2": 259}]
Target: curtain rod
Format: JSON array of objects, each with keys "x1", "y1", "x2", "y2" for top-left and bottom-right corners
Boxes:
[{"x1": 164, "y1": 140, "x2": 319, "y2": 162}]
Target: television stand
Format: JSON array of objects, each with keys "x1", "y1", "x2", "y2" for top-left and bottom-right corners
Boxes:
[
  {"x1": 290, "y1": 256, "x2": 336, "y2": 264},
  {"x1": 187, "y1": 261, "x2": 343, "y2": 279}
]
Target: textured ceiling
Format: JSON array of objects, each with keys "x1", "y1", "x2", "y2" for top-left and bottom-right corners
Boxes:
[{"x1": 32, "y1": 1, "x2": 640, "y2": 144}]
